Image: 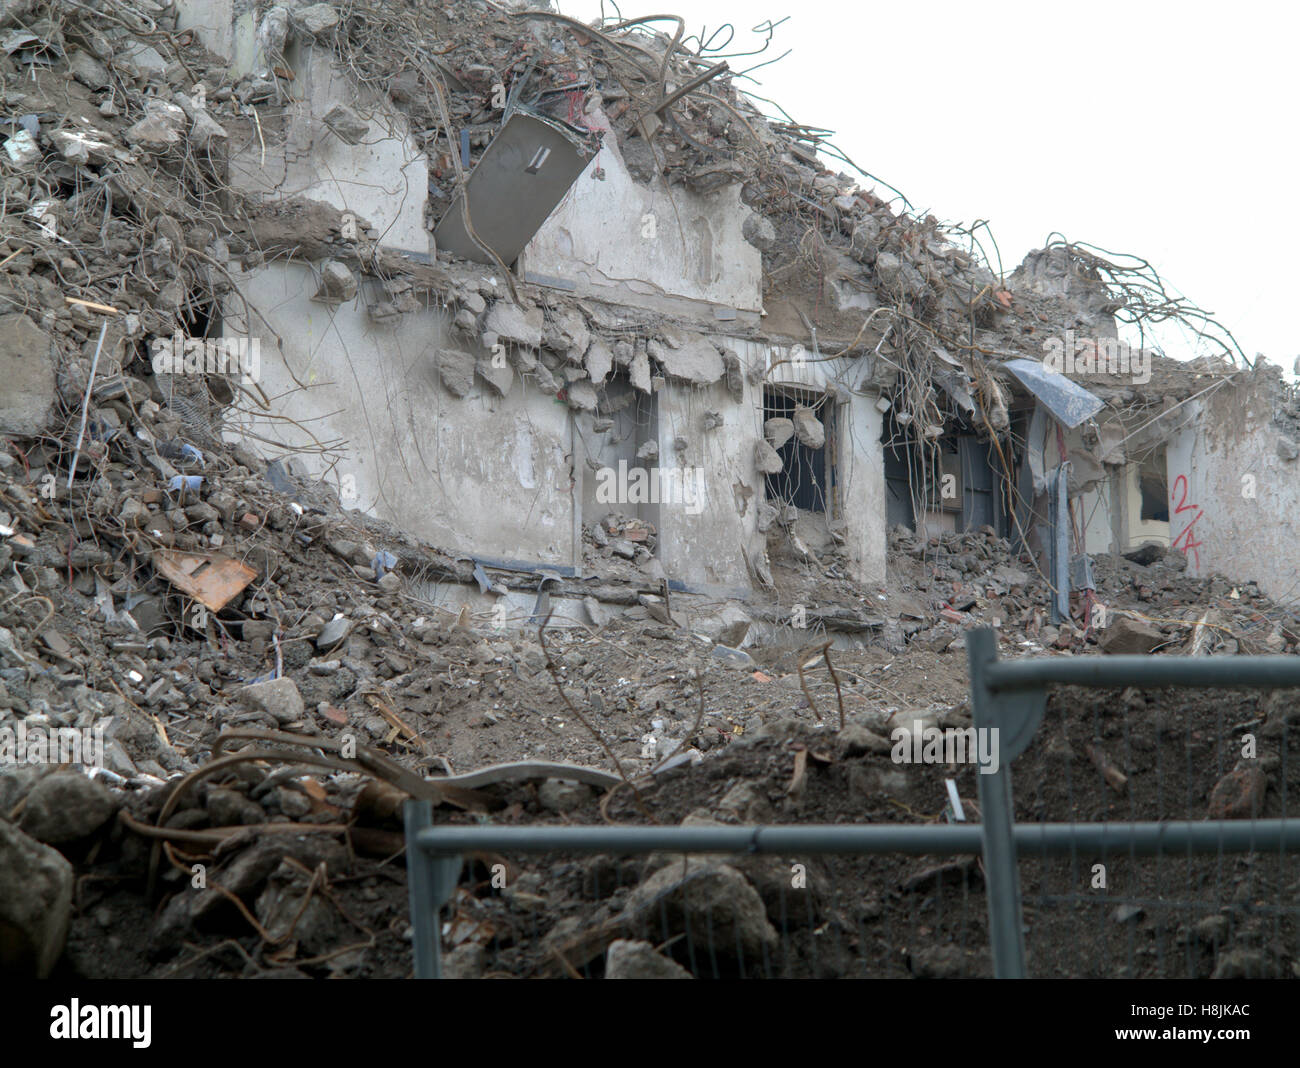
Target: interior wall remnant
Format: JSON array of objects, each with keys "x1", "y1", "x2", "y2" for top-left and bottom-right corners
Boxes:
[
  {"x1": 1164, "y1": 373, "x2": 1300, "y2": 601},
  {"x1": 518, "y1": 104, "x2": 762, "y2": 315},
  {"x1": 223, "y1": 36, "x2": 430, "y2": 254},
  {"x1": 223, "y1": 261, "x2": 576, "y2": 565}
]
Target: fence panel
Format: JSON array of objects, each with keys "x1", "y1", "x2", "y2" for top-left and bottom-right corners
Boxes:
[{"x1": 403, "y1": 627, "x2": 1300, "y2": 978}]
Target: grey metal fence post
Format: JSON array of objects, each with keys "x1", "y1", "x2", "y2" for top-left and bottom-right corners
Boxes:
[
  {"x1": 404, "y1": 800, "x2": 465, "y2": 979},
  {"x1": 967, "y1": 627, "x2": 1027, "y2": 978},
  {"x1": 404, "y1": 800, "x2": 438, "y2": 978}
]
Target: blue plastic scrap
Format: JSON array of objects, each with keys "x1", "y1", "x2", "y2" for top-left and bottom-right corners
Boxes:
[
  {"x1": 1001, "y1": 359, "x2": 1104, "y2": 429},
  {"x1": 372, "y1": 551, "x2": 397, "y2": 581},
  {"x1": 167, "y1": 475, "x2": 203, "y2": 493},
  {"x1": 179, "y1": 443, "x2": 204, "y2": 464}
]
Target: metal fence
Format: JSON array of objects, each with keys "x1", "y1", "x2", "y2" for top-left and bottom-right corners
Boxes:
[{"x1": 404, "y1": 626, "x2": 1300, "y2": 978}]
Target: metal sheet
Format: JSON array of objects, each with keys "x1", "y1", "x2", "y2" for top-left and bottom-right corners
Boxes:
[
  {"x1": 435, "y1": 109, "x2": 601, "y2": 266},
  {"x1": 1001, "y1": 358, "x2": 1104, "y2": 429}
]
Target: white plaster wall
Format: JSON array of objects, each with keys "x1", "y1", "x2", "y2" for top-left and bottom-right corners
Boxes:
[
  {"x1": 519, "y1": 107, "x2": 762, "y2": 313},
  {"x1": 1167, "y1": 381, "x2": 1300, "y2": 602},
  {"x1": 1078, "y1": 479, "x2": 1114, "y2": 554},
  {"x1": 224, "y1": 37, "x2": 429, "y2": 253},
  {"x1": 175, "y1": 0, "x2": 236, "y2": 60},
  {"x1": 223, "y1": 262, "x2": 575, "y2": 564},
  {"x1": 654, "y1": 365, "x2": 754, "y2": 591}
]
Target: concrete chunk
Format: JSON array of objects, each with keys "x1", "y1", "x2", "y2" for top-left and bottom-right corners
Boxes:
[
  {"x1": 0, "y1": 313, "x2": 56, "y2": 438},
  {"x1": 754, "y1": 439, "x2": 783, "y2": 474},
  {"x1": 792, "y1": 405, "x2": 825, "y2": 448},
  {"x1": 437, "y1": 348, "x2": 475, "y2": 397},
  {"x1": 764, "y1": 417, "x2": 794, "y2": 449}
]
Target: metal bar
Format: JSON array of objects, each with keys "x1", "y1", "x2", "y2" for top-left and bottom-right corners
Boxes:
[
  {"x1": 986, "y1": 655, "x2": 1300, "y2": 691},
  {"x1": 403, "y1": 800, "x2": 439, "y2": 978},
  {"x1": 968, "y1": 626, "x2": 1026, "y2": 977},
  {"x1": 1049, "y1": 462, "x2": 1070, "y2": 623},
  {"x1": 410, "y1": 819, "x2": 1300, "y2": 857},
  {"x1": 68, "y1": 319, "x2": 109, "y2": 489}
]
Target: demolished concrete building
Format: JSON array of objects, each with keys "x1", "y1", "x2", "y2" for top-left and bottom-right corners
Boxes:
[
  {"x1": 2, "y1": 0, "x2": 1297, "y2": 638},
  {"x1": 5, "y1": 0, "x2": 1300, "y2": 983}
]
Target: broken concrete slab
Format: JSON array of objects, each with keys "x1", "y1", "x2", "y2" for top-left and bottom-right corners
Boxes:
[
  {"x1": 630, "y1": 349, "x2": 651, "y2": 394},
  {"x1": 649, "y1": 334, "x2": 724, "y2": 385},
  {"x1": 18, "y1": 772, "x2": 119, "y2": 844},
  {"x1": 565, "y1": 379, "x2": 598, "y2": 411},
  {"x1": 585, "y1": 339, "x2": 613, "y2": 384},
  {"x1": 124, "y1": 99, "x2": 187, "y2": 151},
  {"x1": 485, "y1": 302, "x2": 543, "y2": 349},
  {"x1": 0, "y1": 313, "x2": 56, "y2": 438}
]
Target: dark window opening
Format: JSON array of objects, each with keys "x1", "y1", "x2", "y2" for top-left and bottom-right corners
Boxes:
[
  {"x1": 763, "y1": 386, "x2": 830, "y2": 514},
  {"x1": 1138, "y1": 452, "x2": 1168, "y2": 522}
]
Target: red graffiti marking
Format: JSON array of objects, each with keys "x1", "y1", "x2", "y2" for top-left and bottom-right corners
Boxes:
[{"x1": 1170, "y1": 474, "x2": 1203, "y2": 569}]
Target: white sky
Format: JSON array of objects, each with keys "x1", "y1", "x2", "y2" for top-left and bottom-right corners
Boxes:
[{"x1": 558, "y1": 0, "x2": 1297, "y2": 369}]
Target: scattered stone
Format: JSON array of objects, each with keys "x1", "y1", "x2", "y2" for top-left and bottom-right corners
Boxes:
[
  {"x1": 291, "y1": 3, "x2": 341, "y2": 37},
  {"x1": 18, "y1": 772, "x2": 119, "y2": 844},
  {"x1": 622, "y1": 860, "x2": 777, "y2": 960},
  {"x1": 314, "y1": 260, "x2": 358, "y2": 304},
  {"x1": 1211, "y1": 949, "x2": 1280, "y2": 979},
  {"x1": 1122, "y1": 542, "x2": 1166, "y2": 566},
  {"x1": 538, "y1": 780, "x2": 591, "y2": 813},
  {"x1": 235, "y1": 677, "x2": 306, "y2": 725},
  {"x1": 0, "y1": 819, "x2": 73, "y2": 978},
  {"x1": 1207, "y1": 766, "x2": 1268, "y2": 820},
  {"x1": 605, "y1": 939, "x2": 693, "y2": 979},
  {"x1": 315, "y1": 616, "x2": 352, "y2": 651},
  {"x1": 1099, "y1": 616, "x2": 1165, "y2": 655}
]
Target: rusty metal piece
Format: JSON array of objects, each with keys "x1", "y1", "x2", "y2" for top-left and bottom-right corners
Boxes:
[{"x1": 152, "y1": 549, "x2": 256, "y2": 611}]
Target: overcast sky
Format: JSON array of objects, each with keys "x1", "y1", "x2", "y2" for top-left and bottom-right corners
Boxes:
[{"x1": 560, "y1": 0, "x2": 1296, "y2": 370}]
